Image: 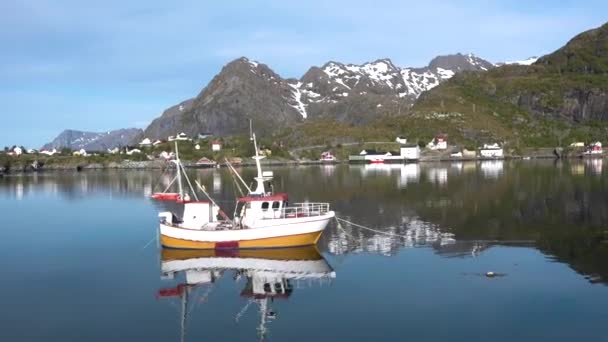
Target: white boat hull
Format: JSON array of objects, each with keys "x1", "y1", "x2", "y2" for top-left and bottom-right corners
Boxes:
[{"x1": 160, "y1": 211, "x2": 335, "y2": 249}]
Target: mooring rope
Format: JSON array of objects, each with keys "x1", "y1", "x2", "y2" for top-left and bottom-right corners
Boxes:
[{"x1": 335, "y1": 216, "x2": 413, "y2": 239}]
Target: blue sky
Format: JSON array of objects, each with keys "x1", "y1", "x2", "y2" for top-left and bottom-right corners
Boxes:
[{"x1": 1, "y1": 0, "x2": 607, "y2": 148}]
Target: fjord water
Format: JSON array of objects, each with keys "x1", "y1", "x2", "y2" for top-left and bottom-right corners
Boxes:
[{"x1": 1, "y1": 160, "x2": 607, "y2": 341}]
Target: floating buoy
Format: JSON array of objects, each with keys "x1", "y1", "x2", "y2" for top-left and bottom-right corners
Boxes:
[{"x1": 485, "y1": 271, "x2": 496, "y2": 278}]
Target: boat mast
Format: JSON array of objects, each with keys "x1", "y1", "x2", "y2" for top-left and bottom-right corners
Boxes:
[{"x1": 175, "y1": 141, "x2": 184, "y2": 198}]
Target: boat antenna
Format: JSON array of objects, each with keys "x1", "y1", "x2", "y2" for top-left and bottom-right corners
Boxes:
[{"x1": 251, "y1": 133, "x2": 266, "y2": 196}]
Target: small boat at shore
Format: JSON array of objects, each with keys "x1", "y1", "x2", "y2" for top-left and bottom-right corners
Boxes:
[
  {"x1": 158, "y1": 133, "x2": 335, "y2": 250},
  {"x1": 320, "y1": 151, "x2": 337, "y2": 163},
  {"x1": 194, "y1": 157, "x2": 218, "y2": 168}
]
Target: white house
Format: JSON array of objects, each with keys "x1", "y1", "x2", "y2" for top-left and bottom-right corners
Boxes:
[
  {"x1": 153, "y1": 140, "x2": 163, "y2": 146},
  {"x1": 139, "y1": 138, "x2": 152, "y2": 146},
  {"x1": 195, "y1": 144, "x2": 201, "y2": 150},
  {"x1": 480, "y1": 143, "x2": 503, "y2": 158},
  {"x1": 40, "y1": 148, "x2": 57, "y2": 156},
  {"x1": 73, "y1": 149, "x2": 88, "y2": 156},
  {"x1": 350, "y1": 146, "x2": 420, "y2": 163},
  {"x1": 168, "y1": 132, "x2": 189, "y2": 142},
  {"x1": 395, "y1": 136, "x2": 408, "y2": 145},
  {"x1": 212, "y1": 140, "x2": 222, "y2": 152},
  {"x1": 26, "y1": 148, "x2": 37, "y2": 154},
  {"x1": 126, "y1": 148, "x2": 141, "y2": 155},
  {"x1": 9, "y1": 146, "x2": 23, "y2": 156},
  {"x1": 107, "y1": 147, "x2": 120, "y2": 154},
  {"x1": 570, "y1": 142, "x2": 585, "y2": 147},
  {"x1": 400, "y1": 145, "x2": 420, "y2": 160},
  {"x1": 427, "y1": 134, "x2": 447, "y2": 150},
  {"x1": 159, "y1": 151, "x2": 175, "y2": 160}
]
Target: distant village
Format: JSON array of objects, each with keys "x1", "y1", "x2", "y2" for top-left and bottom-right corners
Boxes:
[{"x1": 2, "y1": 130, "x2": 605, "y2": 172}]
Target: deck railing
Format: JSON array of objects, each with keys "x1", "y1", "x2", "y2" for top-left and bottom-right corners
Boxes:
[{"x1": 277, "y1": 202, "x2": 330, "y2": 219}]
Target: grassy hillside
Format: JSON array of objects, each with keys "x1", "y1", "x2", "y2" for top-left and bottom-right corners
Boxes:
[{"x1": 410, "y1": 22, "x2": 608, "y2": 147}]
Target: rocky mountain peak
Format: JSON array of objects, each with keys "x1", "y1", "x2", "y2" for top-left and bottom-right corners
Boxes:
[
  {"x1": 142, "y1": 53, "x2": 495, "y2": 139},
  {"x1": 428, "y1": 53, "x2": 493, "y2": 72}
]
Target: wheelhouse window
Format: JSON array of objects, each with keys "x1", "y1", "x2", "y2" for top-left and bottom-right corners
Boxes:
[
  {"x1": 261, "y1": 202, "x2": 269, "y2": 211},
  {"x1": 272, "y1": 201, "x2": 280, "y2": 210}
]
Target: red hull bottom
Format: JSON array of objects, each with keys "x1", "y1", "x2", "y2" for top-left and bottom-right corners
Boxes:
[{"x1": 151, "y1": 193, "x2": 180, "y2": 201}]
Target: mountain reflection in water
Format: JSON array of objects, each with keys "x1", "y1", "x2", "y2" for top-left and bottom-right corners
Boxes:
[{"x1": 0, "y1": 160, "x2": 607, "y2": 285}]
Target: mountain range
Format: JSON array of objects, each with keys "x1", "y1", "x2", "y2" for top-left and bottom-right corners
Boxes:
[
  {"x1": 41, "y1": 128, "x2": 143, "y2": 151},
  {"x1": 142, "y1": 53, "x2": 497, "y2": 140},
  {"x1": 42, "y1": 22, "x2": 608, "y2": 150}
]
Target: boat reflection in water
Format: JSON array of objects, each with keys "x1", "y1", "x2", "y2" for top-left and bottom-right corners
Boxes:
[{"x1": 157, "y1": 246, "x2": 335, "y2": 341}]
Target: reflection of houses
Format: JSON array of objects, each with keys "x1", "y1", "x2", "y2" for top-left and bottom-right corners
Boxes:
[
  {"x1": 584, "y1": 158, "x2": 603, "y2": 175},
  {"x1": 398, "y1": 164, "x2": 420, "y2": 188},
  {"x1": 426, "y1": 165, "x2": 448, "y2": 186},
  {"x1": 158, "y1": 247, "x2": 334, "y2": 341},
  {"x1": 480, "y1": 160, "x2": 504, "y2": 179},
  {"x1": 213, "y1": 171, "x2": 222, "y2": 193},
  {"x1": 326, "y1": 217, "x2": 455, "y2": 256}
]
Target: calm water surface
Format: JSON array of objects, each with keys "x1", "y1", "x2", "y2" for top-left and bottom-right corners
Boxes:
[{"x1": 1, "y1": 160, "x2": 607, "y2": 341}]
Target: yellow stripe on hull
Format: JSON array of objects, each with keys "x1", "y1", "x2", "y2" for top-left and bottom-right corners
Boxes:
[{"x1": 160, "y1": 231, "x2": 323, "y2": 250}]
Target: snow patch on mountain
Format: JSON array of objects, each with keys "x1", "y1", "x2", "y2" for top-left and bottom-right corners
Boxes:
[
  {"x1": 502, "y1": 56, "x2": 539, "y2": 66},
  {"x1": 288, "y1": 82, "x2": 308, "y2": 119}
]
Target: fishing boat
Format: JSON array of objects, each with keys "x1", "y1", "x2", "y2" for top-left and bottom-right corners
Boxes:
[
  {"x1": 157, "y1": 246, "x2": 335, "y2": 341},
  {"x1": 151, "y1": 142, "x2": 198, "y2": 203},
  {"x1": 158, "y1": 133, "x2": 335, "y2": 249}
]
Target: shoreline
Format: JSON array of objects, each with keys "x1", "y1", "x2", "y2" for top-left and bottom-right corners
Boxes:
[{"x1": 1, "y1": 154, "x2": 603, "y2": 174}]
